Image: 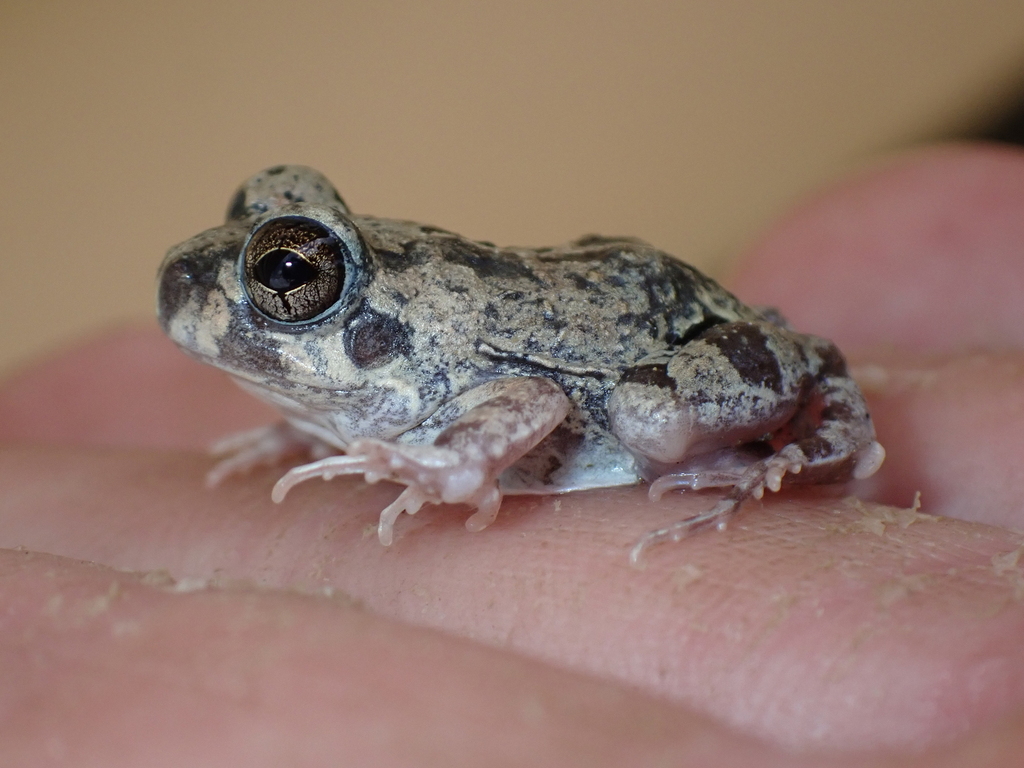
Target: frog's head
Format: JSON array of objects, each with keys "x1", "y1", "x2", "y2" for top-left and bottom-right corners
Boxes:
[{"x1": 156, "y1": 165, "x2": 404, "y2": 404}]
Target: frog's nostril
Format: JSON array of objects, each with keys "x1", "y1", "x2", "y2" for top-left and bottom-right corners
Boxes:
[
  {"x1": 165, "y1": 258, "x2": 193, "y2": 283},
  {"x1": 157, "y1": 257, "x2": 198, "y2": 327}
]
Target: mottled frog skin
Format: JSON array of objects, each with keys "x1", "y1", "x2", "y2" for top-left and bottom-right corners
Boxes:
[{"x1": 157, "y1": 165, "x2": 884, "y2": 561}]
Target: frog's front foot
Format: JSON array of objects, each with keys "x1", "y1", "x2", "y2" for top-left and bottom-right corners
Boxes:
[
  {"x1": 206, "y1": 422, "x2": 337, "y2": 488},
  {"x1": 271, "y1": 438, "x2": 503, "y2": 545}
]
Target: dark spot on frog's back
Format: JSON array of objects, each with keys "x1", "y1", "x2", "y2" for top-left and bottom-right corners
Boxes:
[
  {"x1": 821, "y1": 401, "x2": 855, "y2": 422},
  {"x1": 568, "y1": 272, "x2": 596, "y2": 291},
  {"x1": 344, "y1": 304, "x2": 412, "y2": 369},
  {"x1": 704, "y1": 323, "x2": 784, "y2": 393},
  {"x1": 619, "y1": 363, "x2": 676, "y2": 392},
  {"x1": 441, "y1": 240, "x2": 538, "y2": 281},
  {"x1": 639, "y1": 258, "x2": 706, "y2": 313},
  {"x1": 816, "y1": 341, "x2": 849, "y2": 378},
  {"x1": 374, "y1": 240, "x2": 435, "y2": 272},
  {"x1": 800, "y1": 436, "x2": 834, "y2": 461}
]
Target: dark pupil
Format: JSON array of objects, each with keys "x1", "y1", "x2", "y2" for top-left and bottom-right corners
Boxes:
[{"x1": 254, "y1": 249, "x2": 318, "y2": 293}]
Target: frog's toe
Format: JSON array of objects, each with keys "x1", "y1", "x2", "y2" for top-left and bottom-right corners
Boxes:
[
  {"x1": 270, "y1": 454, "x2": 372, "y2": 502},
  {"x1": 635, "y1": 448, "x2": 808, "y2": 563},
  {"x1": 643, "y1": 444, "x2": 773, "y2": 500},
  {"x1": 464, "y1": 486, "x2": 502, "y2": 533},
  {"x1": 629, "y1": 498, "x2": 737, "y2": 566},
  {"x1": 377, "y1": 487, "x2": 430, "y2": 546},
  {"x1": 375, "y1": 475, "x2": 501, "y2": 544},
  {"x1": 761, "y1": 450, "x2": 804, "y2": 494},
  {"x1": 853, "y1": 441, "x2": 886, "y2": 480}
]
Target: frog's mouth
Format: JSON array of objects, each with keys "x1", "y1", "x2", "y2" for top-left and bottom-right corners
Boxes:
[
  {"x1": 159, "y1": 310, "x2": 363, "y2": 403},
  {"x1": 226, "y1": 366, "x2": 367, "y2": 401},
  {"x1": 229, "y1": 375, "x2": 342, "y2": 414}
]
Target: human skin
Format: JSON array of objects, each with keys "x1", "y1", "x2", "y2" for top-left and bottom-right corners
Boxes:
[{"x1": 2, "y1": 144, "x2": 1024, "y2": 766}]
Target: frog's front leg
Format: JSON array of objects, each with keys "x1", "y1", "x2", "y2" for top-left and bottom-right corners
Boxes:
[
  {"x1": 608, "y1": 321, "x2": 883, "y2": 561},
  {"x1": 272, "y1": 377, "x2": 571, "y2": 545}
]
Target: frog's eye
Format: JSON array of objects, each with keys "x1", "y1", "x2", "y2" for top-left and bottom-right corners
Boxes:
[{"x1": 243, "y1": 217, "x2": 349, "y2": 323}]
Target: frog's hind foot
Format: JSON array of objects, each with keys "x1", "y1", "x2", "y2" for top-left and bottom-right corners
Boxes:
[{"x1": 634, "y1": 449, "x2": 806, "y2": 565}]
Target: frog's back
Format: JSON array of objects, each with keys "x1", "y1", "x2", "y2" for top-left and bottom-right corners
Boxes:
[{"x1": 356, "y1": 218, "x2": 759, "y2": 372}]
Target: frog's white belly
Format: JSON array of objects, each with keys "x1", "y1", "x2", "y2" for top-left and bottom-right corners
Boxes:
[
  {"x1": 498, "y1": 456, "x2": 639, "y2": 494},
  {"x1": 498, "y1": 431, "x2": 640, "y2": 494}
]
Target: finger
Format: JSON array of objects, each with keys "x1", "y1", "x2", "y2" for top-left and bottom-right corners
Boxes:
[
  {"x1": 0, "y1": 548, "x2": 787, "y2": 768},
  {"x1": 3, "y1": 446, "x2": 1024, "y2": 752},
  {"x1": 3, "y1": 546, "x2": 1018, "y2": 768},
  {"x1": 730, "y1": 144, "x2": 1024, "y2": 353}
]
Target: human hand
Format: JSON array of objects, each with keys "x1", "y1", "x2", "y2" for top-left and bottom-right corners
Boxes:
[{"x1": 2, "y1": 144, "x2": 1024, "y2": 766}]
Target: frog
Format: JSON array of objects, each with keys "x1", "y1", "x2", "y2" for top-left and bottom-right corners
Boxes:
[{"x1": 157, "y1": 165, "x2": 885, "y2": 562}]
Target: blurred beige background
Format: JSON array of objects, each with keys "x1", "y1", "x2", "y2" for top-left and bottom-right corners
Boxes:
[{"x1": 2, "y1": 0, "x2": 1024, "y2": 375}]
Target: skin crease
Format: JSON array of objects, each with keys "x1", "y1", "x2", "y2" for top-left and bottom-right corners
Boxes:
[{"x1": 2, "y1": 144, "x2": 1024, "y2": 765}]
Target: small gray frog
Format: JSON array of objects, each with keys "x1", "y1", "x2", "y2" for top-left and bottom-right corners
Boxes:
[{"x1": 157, "y1": 165, "x2": 884, "y2": 562}]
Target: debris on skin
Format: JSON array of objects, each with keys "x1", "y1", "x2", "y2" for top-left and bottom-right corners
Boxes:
[
  {"x1": 170, "y1": 577, "x2": 213, "y2": 594},
  {"x1": 876, "y1": 573, "x2": 932, "y2": 609},
  {"x1": 42, "y1": 581, "x2": 122, "y2": 621},
  {"x1": 671, "y1": 563, "x2": 704, "y2": 592},
  {"x1": 74, "y1": 581, "x2": 122, "y2": 618},
  {"x1": 991, "y1": 545, "x2": 1024, "y2": 601},
  {"x1": 138, "y1": 567, "x2": 363, "y2": 606},
  {"x1": 837, "y1": 493, "x2": 934, "y2": 537},
  {"x1": 139, "y1": 569, "x2": 176, "y2": 588},
  {"x1": 992, "y1": 545, "x2": 1024, "y2": 575}
]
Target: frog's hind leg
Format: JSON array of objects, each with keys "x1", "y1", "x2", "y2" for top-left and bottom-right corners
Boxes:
[
  {"x1": 634, "y1": 347, "x2": 884, "y2": 564},
  {"x1": 746, "y1": 335, "x2": 886, "y2": 494},
  {"x1": 609, "y1": 322, "x2": 883, "y2": 562}
]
